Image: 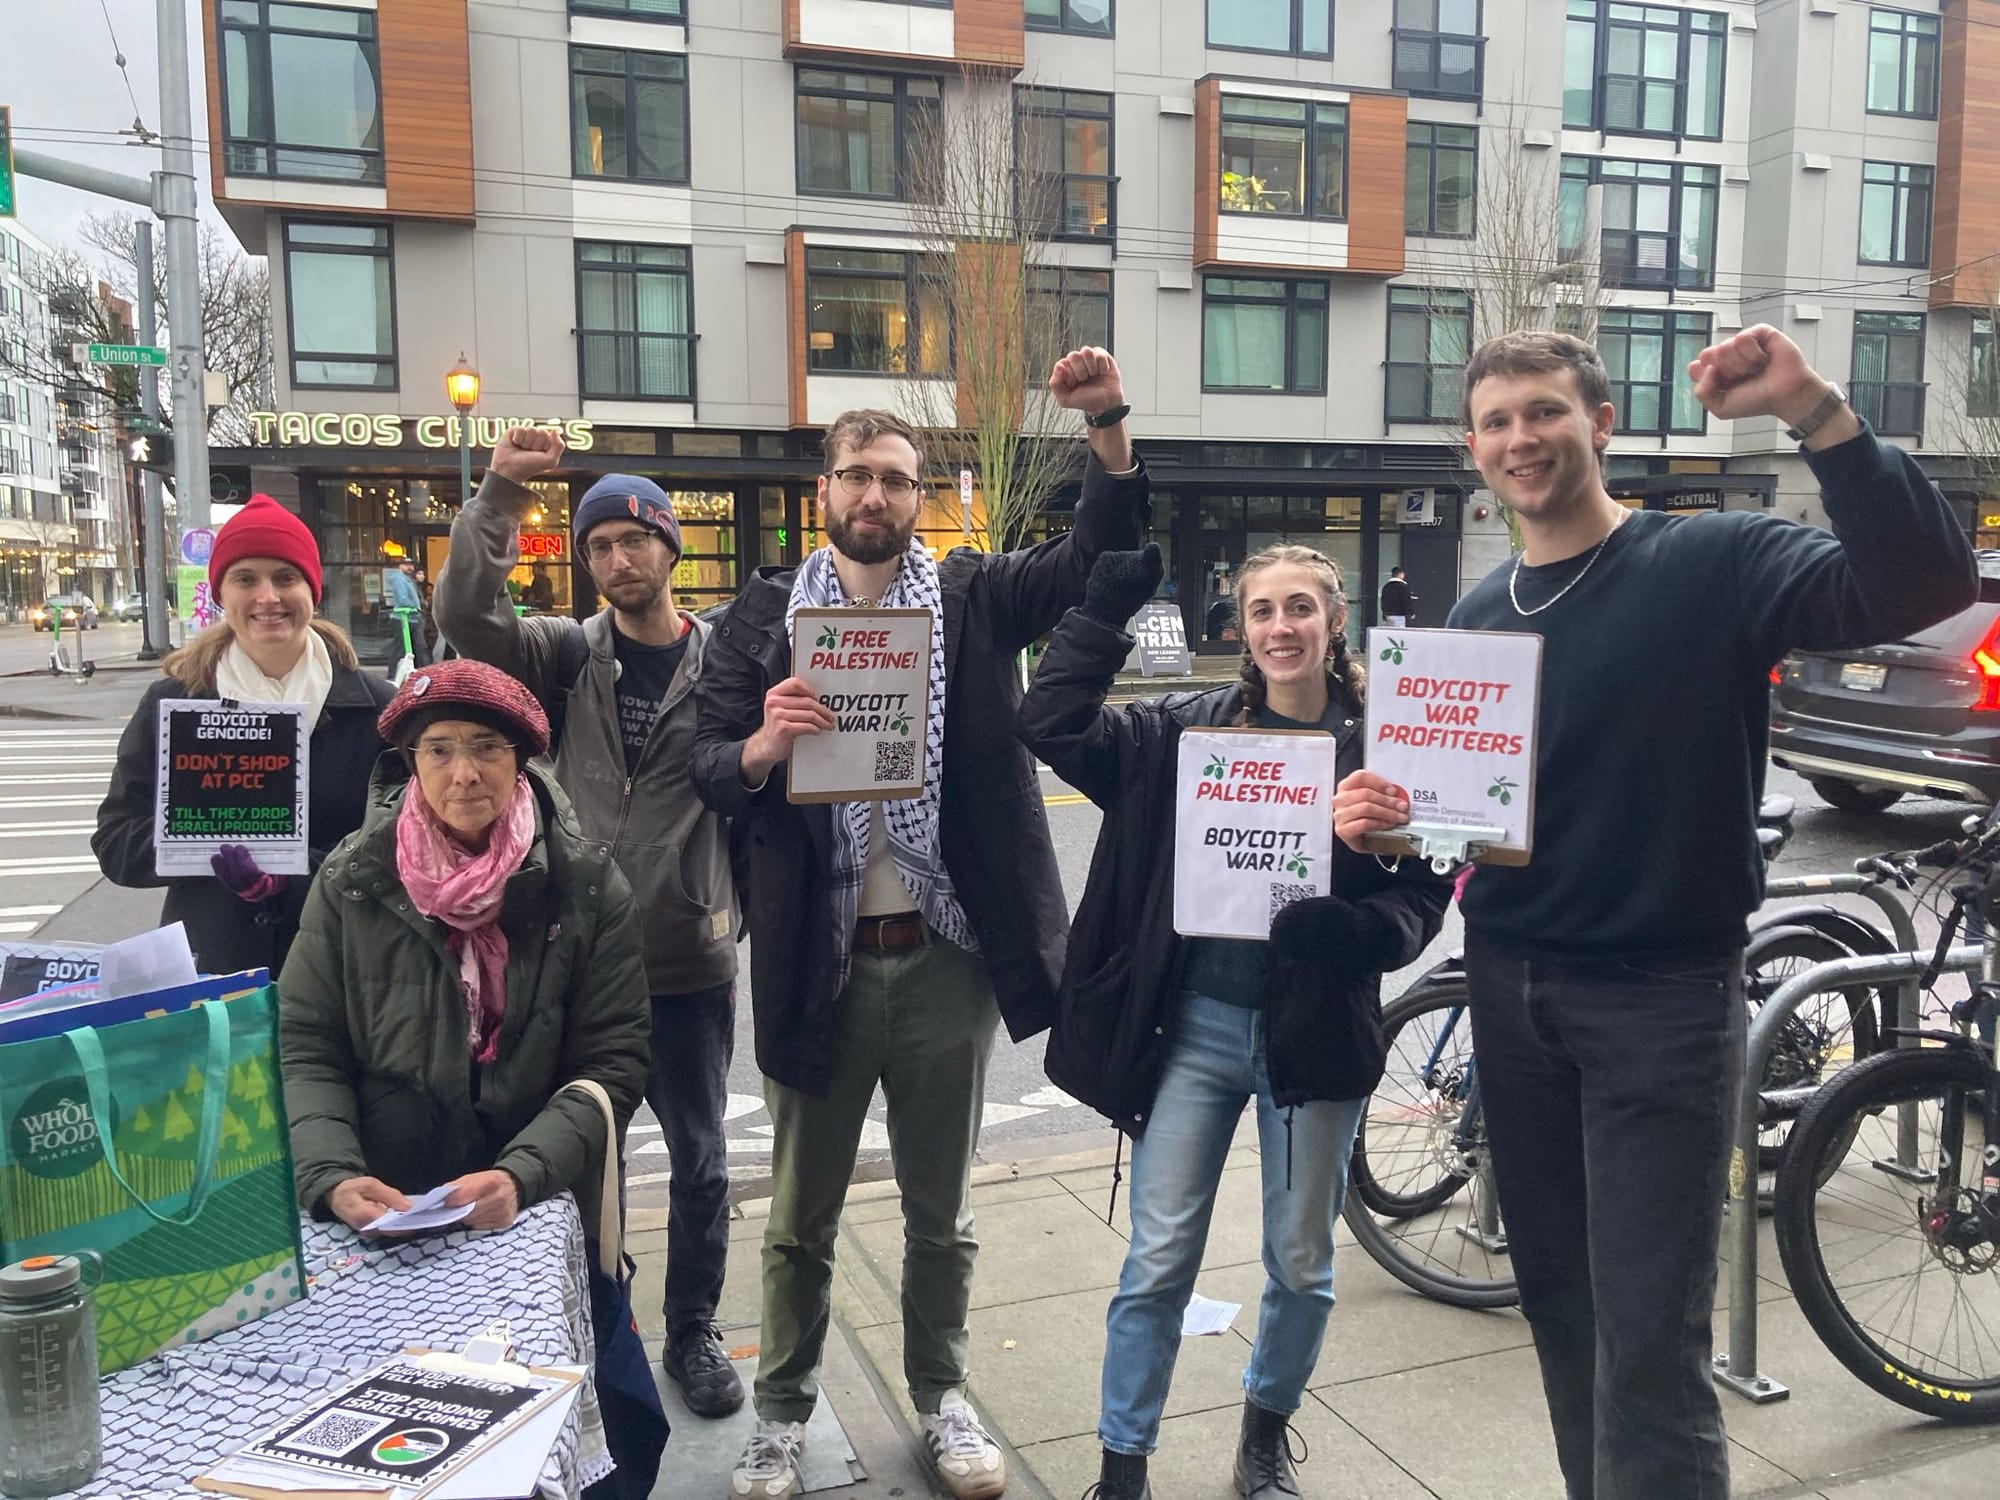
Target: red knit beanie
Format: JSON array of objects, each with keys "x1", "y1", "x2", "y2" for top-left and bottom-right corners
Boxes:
[{"x1": 208, "y1": 495, "x2": 323, "y2": 603}]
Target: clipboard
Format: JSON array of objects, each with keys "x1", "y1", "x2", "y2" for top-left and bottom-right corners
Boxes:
[
  {"x1": 193, "y1": 1325, "x2": 582, "y2": 1500},
  {"x1": 786, "y1": 607, "x2": 933, "y2": 803}
]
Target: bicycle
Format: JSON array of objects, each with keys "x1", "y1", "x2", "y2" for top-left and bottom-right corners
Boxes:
[{"x1": 1770, "y1": 814, "x2": 2000, "y2": 1421}]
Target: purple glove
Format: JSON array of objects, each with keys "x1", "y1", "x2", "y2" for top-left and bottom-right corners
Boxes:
[{"x1": 211, "y1": 843, "x2": 285, "y2": 903}]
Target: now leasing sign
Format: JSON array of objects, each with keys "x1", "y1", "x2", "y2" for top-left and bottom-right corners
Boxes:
[
  {"x1": 1363, "y1": 627, "x2": 1542, "y2": 866},
  {"x1": 787, "y1": 608, "x2": 933, "y2": 803},
  {"x1": 1173, "y1": 728, "x2": 1339, "y2": 940}
]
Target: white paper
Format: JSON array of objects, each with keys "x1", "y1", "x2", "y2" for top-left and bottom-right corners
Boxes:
[
  {"x1": 1173, "y1": 729, "x2": 1340, "y2": 940},
  {"x1": 96, "y1": 922, "x2": 199, "y2": 999},
  {"x1": 364, "y1": 1184, "x2": 475, "y2": 1234},
  {"x1": 787, "y1": 609, "x2": 932, "y2": 802},
  {"x1": 1181, "y1": 1293, "x2": 1240, "y2": 1337},
  {"x1": 428, "y1": 1383, "x2": 580, "y2": 1500}
]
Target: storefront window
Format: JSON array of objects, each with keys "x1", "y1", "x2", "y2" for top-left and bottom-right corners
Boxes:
[{"x1": 660, "y1": 490, "x2": 738, "y2": 613}]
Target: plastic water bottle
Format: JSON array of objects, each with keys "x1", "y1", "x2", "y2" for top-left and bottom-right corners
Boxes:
[{"x1": 0, "y1": 1254, "x2": 102, "y2": 1497}]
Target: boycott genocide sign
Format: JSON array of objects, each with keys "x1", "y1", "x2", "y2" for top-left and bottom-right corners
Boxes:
[
  {"x1": 1173, "y1": 728, "x2": 1340, "y2": 940},
  {"x1": 1362, "y1": 627, "x2": 1542, "y2": 865},
  {"x1": 788, "y1": 608, "x2": 932, "y2": 803},
  {"x1": 153, "y1": 700, "x2": 311, "y2": 877}
]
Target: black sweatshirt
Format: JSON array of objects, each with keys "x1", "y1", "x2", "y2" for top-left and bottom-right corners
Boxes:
[{"x1": 1450, "y1": 424, "x2": 1977, "y2": 959}]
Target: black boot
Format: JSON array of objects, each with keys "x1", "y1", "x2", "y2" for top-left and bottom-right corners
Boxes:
[
  {"x1": 1083, "y1": 1448, "x2": 1151, "y2": 1500},
  {"x1": 1233, "y1": 1400, "x2": 1305, "y2": 1498}
]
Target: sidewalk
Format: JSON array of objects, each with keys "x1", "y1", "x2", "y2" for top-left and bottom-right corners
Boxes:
[{"x1": 629, "y1": 1124, "x2": 2000, "y2": 1499}]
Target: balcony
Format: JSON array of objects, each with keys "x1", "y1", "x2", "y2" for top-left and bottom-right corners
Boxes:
[
  {"x1": 1850, "y1": 380, "x2": 1928, "y2": 437},
  {"x1": 784, "y1": 0, "x2": 1023, "y2": 73}
]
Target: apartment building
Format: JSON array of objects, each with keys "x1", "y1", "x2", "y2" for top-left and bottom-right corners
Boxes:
[
  {"x1": 200, "y1": 0, "x2": 1998, "y2": 660},
  {"x1": 0, "y1": 219, "x2": 76, "y2": 615}
]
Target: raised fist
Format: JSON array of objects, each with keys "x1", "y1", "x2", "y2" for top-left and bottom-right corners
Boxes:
[{"x1": 489, "y1": 426, "x2": 567, "y2": 485}]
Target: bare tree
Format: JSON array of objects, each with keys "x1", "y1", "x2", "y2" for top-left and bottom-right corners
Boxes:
[
  {"x1": 80, "y1": 211, "x2": 271, "y2": 446},
  {"x1": 899, "y1": 67, "x2": 1091, "y2": 553},
  {"x1": 1924, "y1": 295, "x2": 2000, "y2": 515}
]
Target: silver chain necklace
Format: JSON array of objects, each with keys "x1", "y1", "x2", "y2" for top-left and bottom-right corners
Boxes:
[{"x1": 1509, "y1": 514, "x2": 1626, "y2": 617}]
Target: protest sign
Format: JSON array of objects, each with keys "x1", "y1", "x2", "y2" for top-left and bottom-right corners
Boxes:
[
  {"x1": 0, "y1": 943, "x2": 101, "y2": 1004},
  {"x1": 1363, "y1": 627, "x2": 1542, "y2": 865},
  {"x1": 153, "y1": 700, "x2": 311, "y2": 877},
  {"x1": 788, "y1": 608, "x2": 933, "y2": 803},
  {"x1": 1123, "y1": 601, "x2": 1193, "y2": 677},
  {"x1": 1173, "y1": 727, "x2": 1339, "y2": 940}
]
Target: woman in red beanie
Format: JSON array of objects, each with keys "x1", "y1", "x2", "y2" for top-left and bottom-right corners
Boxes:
[{"x1": 91, "y1": 495, "x2": 396, "y2": 975}]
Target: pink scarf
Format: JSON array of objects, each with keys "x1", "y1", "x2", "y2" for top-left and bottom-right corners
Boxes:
[{"x1": 394, "y1": 777, "x2": 537, "y2": 1064}]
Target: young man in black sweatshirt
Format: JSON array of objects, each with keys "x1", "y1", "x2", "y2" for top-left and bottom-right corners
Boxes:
[{"x1": 1334, "y1": 325, "x2": 1976, "y2": 1500}]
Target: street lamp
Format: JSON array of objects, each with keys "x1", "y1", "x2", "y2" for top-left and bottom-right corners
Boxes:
[{"x1": 445, "y1": 352, "x2": 480, "y2": 504}]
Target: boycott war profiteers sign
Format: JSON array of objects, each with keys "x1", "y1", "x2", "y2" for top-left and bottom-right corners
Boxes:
[
  {"x1": 787, "y1": 608, "x2": 933, "y2": 803},
  {"x1": 1363, "y1": 627, "x2": 1542, "y2": 865},
  {"x1": 154, "y1": 700, "x2": 311, "y2": 877},
  {"x1": 1173, "y1": 728, "x2": 1340, "y2": 940}
]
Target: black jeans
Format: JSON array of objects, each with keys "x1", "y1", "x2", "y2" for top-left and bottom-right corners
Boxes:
[
  {"x1": 645, "y1": 983, "x2": 735, "y2": 1329},
  {"x1": 1464, "y1": 941, "x2": 1745, "y2": 1500}
]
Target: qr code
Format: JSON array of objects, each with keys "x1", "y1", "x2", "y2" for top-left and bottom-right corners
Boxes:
[
  {"x1": 1269, "y1": 883, "x2": 1314, "y2": 923},
  {"x1": 278, "y1": 1408, "x2": 392, "y2": 1457},
  {"x1": 874, "y1": 739, "x2": 917, "y2": 784}
]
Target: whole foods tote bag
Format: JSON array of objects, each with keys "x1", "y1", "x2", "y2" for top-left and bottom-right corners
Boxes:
[{"x1": 0, "y1": 987, "x2": 305, "y2": 1371}]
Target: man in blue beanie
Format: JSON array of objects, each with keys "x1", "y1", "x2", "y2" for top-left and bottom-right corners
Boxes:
[{"x1": 434, "y1": 435, "x2": 748, "y2": 1421}]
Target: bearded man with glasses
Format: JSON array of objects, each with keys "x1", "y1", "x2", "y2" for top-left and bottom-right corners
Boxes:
[
  {"x1": 693, "y1": 348, "x2": 1146, "y2": 1500},
  {"x1": 434, "y1": 436, "x2": 751, "y2": 1423}
]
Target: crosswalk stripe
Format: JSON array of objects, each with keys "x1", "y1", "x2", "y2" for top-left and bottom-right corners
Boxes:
[
  {"x1": 0, "y1": 922, "x2": 43, "y2": 935},
  {"x1": 0, "y1": 776, "x2": 117, "y2": 786},
  {"x1": 0, "y1": 858, "x2": 100, "y2": 876},
  {"x1": 0, "y1": 758, "x2": 117, "y2": 768},
  {"x1": 0, "y1": 797, "x2": 103, "y2": 810},
  {"x1": 0, "y1": 822, "x2": 96, "y2": 836},
  {"x1": 0, "y1": 906, "x2": 62, "y2": 919}
]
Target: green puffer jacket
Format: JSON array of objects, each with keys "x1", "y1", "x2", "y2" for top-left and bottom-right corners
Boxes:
[{"x1": 279, "y1": 754, "x2": 650, "y2": 1233}]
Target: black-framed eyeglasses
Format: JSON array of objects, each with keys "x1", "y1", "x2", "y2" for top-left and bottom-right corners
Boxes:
[
  {"x1": 582, "y1": 532, "x2": 665, "y2": 564},
  {"x1": 826, "y1": 467, "x2": 920, "y2": 501}
]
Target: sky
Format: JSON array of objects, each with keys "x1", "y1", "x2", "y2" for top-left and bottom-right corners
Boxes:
[{"x1": 3, "y1": 0, "x2": 234, "y2": 262}]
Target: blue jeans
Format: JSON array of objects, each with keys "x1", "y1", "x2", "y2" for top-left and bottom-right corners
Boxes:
[{"x1": 1099, "y1": 992, "x2": 1366, "y2": 1456}]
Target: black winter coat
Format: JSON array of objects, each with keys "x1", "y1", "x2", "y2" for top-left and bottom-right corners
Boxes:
[
  {"x1": 1017, "y1": 610, "x2": 1451, "y2": 1132},
  {"x1": 692, "y1": 456, "x2": 1149, "y2": 1097},
  {"x1": 93, "y1": 668, "x2": 397, "y2": 976}
]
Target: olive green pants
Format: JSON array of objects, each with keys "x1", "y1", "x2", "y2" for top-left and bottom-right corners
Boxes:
[{"x1": 754, "y1": 938, "x2": 1000, "y2": 1423}]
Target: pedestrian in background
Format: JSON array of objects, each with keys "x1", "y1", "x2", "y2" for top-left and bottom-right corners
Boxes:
[
  {"x1": 93, "y1": 495, "x2": 394, "y2": 976},
  {"x1": 1018, "y1": 542, "x2": 1448, "y2": 1500},
  {"x1": 693, "y1": 350, "x2": 1148, "y2": 1500},
  {"x1": 1378, "y1": 565, "x2": 1413, "y2": 626}
]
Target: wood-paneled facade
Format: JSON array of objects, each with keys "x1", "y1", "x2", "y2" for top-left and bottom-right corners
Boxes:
[
  {"x1": 1929, "y1": 0, "x2": 2000, "y2": 309},
  {"x1": 786, "y1": 230, "x2": 809, "y2": 428}
]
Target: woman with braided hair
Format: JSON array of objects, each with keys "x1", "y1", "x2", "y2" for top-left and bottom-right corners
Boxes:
[{"x1": 1016, "y1": 543, "x2": 1448, "y2": 1500}]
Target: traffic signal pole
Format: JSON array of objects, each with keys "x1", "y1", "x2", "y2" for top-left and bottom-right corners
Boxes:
[{"x1": 135, "y1": 223, "x2": 170, "y2": 658}]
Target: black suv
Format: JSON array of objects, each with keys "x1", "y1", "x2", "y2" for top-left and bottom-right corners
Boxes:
[{"x1": 1769, "y1": 555, "x2": 2000, "y2": 813}]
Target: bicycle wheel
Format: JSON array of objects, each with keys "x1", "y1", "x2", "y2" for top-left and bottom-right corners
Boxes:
[
  {"x1": 1745, "y1": 925, "x2": 1879, "y2": 1175},
  {"x1": 1772, "y1": 1043, "x2": 2000, "y2": 1421},
  {"x1": 1344, "y1": 981, "x2": 1519, "y2": 1309}
]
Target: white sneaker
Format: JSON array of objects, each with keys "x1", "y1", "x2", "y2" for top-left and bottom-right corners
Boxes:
[
  {"x1": 921, "y1": 1389, "x2": 1007, "y2": 1499},
  {"x1": 728, "y1": 1420, "x2": 806, "y2": 1499}
]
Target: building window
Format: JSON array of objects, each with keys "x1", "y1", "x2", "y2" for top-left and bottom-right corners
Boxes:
[
  {"x1": 1867, "y1": 10, "x2": 1939, "y2": 117},
  {"x1": 804, "y1": 248, "x2": 950, "y2": 375},
  {"x1": 1385, "y1": 288, "x2": 1472, "y2": 423},
  {"x1": 1851, "y1": 311, "x2": 1927, "y2": 436},
  {"x1": 576, "y1": 242, "x2": 694, "y2": 401},
  {"x1": 1026, "y1": 267, "x2": 1112, "y2": 370},
  {"x1": 1025, "y1": 0, "x2": 1113, "y2": 35},
  {"x1": 1972, "y1": 316, "x2": 1998, "y2": 421},
  {"x1": 1208, "y1": 0, "x2": 1331, "y2": 58},
  {"x1": 570, "y1": 0, "x2": 684, "y2": 17},
  {"x1": 1220, "y1": 98, "x2": 1347, "y2": 220},
  {"x1": 1562, "y1": 156, "x2": 1719, "y2": 291},
  {"x1": 283, "y1": 221, "x2": 394, "y2": 389},
  {"x1": 218, "y1": 1, "x2": 381, "y2": 183},
  {"x1": 1405, "y1": 122, "x2": 1477, "y2": 238},
  {"x1": 1202, "y1": 277, "x2": 1328, "y2": 394},
  {"x1": 1599, "y1": 308, "x2": 1709, "y2": 434},
  {"x1": 1859, "y1": 161, "x2": 1933, "y2": 268},
  {"x1": 1393, "y1": 0, "x2": 1484, "y2": 100},
  {"x1": 571, "y1": 47, "x2": 689, "y2": 184},
  {"x1": 796, "y1": 70, "x2": 940, "y2": 200},
  {"x1": 1563, "y1": 2, "x2": 1726, "y2": 141},
  {"x1": 1018, "y1": 89, "x2": 1115, "y2": 240}
]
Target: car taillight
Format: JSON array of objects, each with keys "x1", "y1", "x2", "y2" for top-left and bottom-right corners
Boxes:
[
  {"x1": 1769, "y1": 663, "x2": 1784, "y2": 686},
  {"x1": 1973, "y1": 618, "x2": 2000, "y2": 711}
]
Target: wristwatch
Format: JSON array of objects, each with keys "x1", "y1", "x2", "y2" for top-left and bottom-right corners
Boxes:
[
  {"x1": 1785, "y1": 384, "x2": 1849, "y2": 443},
  {"x1": 1084, "y1": 403, "x2": 1131, "y2": 429}
]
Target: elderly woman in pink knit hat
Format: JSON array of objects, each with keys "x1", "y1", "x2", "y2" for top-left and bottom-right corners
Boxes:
[{"x1": 93, "y1": 494, "x2": 396, "y2": 975}]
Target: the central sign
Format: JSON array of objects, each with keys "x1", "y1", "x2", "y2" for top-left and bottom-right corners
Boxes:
[
  {"x1": 1173, "y1": 727, "x2": 1339, "y2": 940},
  {"x1": 786, "y1": 609, "x2": 933, "y2": 803},
  {"x1": 246, "y1": 412, "x2": 596, "y2": 452}
]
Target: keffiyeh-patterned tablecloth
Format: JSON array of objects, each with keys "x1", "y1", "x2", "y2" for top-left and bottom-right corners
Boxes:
[{"x1": 78, "y1": 1196, "x2": 611, "y2": 1498}]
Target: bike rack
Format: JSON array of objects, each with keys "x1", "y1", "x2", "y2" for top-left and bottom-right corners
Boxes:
[{"x1": 1714, "y1": 941, "x2": 1983, "y2": 1404}]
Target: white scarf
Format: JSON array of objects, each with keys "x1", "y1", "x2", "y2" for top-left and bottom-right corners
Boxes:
[
  {"x1": 214, "y1": 628, "x2": 335, "y2": 727},
  {"x1": 786, "y1": 539, "x2": 975, "y2": 992}
]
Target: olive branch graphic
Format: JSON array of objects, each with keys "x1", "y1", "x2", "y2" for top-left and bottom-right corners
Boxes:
[
  {"x1": 888, "y1": 711, "x2": 912, "y2": 735},
  {"x1": 1487, "y1": 776, "x2": 1520, "y2": 807},
  {"x1": 1379, "y1": 637, "x2": 1408, "y2": 665},
  {"x1": 1203, "y1": 753, "x2": 1227, "y2": 779},
  {"x1": 815, "y1": 625, "x2": 839, "y2": 649},
  {"x1": 1284, "y1": 852, "x2": 1311, "y2": 879}
]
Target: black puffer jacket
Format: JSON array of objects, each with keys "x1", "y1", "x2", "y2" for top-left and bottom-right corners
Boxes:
[
  {"x1": 92, "y1": 667, "x2": 396, "y2": 975},
  {"x1": 1016, "y1": 609, "x2": 1451, "y2": 1132}
]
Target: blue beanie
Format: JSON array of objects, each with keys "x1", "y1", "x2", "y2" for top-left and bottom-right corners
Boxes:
[{"x1": 572, "y1": 474, "x2": 681, "y2": 558}]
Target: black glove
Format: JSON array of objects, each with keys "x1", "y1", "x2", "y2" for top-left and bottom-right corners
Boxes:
[
  {"x1": 1270, "y1": 894, "x2": 1387, "y2": 980},
  {"x1": 1079, "y1": 543, "x2": 1165, "y2": 629}
]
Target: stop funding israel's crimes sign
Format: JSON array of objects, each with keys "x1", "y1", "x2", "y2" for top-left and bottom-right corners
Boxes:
[{"x1": 1173, "y1": 727, "x2": 1339, "y2": 940}]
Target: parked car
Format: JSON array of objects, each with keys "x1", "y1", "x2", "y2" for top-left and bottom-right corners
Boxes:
[
  {"x1": 1769, "y1": 554, "x2": 2000, "y2": 813},
  {"x1": 28, "y1": 595, "x2": 99, "y2": 632},
  {"x1": 108, "y1": 592, "x2": 146, "y2": 622}
]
